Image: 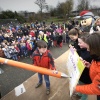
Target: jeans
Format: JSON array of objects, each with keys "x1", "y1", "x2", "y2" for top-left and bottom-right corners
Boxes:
[
  {"x1": 21, "y1": 47, "x2": 28, "y2": 57},
  {"x1": 23, "y1": 50, "x2": 28, "y2": 57},
  {"x1": 38, "y1": 73, "x2": 50, "y2": 89},
  {"x1": 12, "y1": 54, "x2": 18, "y2": 60}
]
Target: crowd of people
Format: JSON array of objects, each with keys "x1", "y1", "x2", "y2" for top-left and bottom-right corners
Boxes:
[{"x1": 0, "y1": 20, "x2": 79, "y2": 61}]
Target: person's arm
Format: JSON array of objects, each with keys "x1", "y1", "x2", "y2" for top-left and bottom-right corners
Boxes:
[
  {"x1": 75, "y1": 73, "x2": 100, "y2": 95},
  {"x1": 96, "y1": 26, "x2": 100, "y2": 31},
  {"x1": 83, "y1": 60, "x2": 91, "y2": 68},
  {"x1": 48, "y1": 52, "x2": 56, "y2": 70},
  {"x1": 32, "y1": 53, "x2": 37, "y2": 66}
]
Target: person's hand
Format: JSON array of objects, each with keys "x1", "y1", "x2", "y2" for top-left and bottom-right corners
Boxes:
[
  {"x1": 50, "y1": 67, "x2": 56, "y2": 70},
  {"x1": 79, "y1": 57, "x2": 83, "y2": 61},
  {"x1": 96, "y1": 26, "x2": 100, "y2": 31},
  {"x1": 97, "y1": 80, "x2": 100, "y2": 89},
  {"x1": 97, "y1": 84, "x2": 100, "y2": 90},
  {"x1": 69, "y1": 44, "x2": 76, "y2": 51},
  {"x1": 79, "y1": 58, "x2": 91, "y2": 68},
  {"x1": 69, "y1": 44, "x2": 74, "y2": 48},
  {"x1": 83, "y1": 60, "x2": 91, "y2": 68}
]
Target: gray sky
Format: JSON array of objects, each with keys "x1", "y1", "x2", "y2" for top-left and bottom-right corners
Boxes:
[
  {"x1": 0, "y1": 0, "x2": 67, "y2": 12},
  {"x1": 0, "y1": 0, "x2": 100, "y2": 12}
]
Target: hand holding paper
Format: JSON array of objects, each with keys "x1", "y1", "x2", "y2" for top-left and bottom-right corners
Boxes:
[{"x1": 83, "y1": 60, "x2": 91, "y2": 68}]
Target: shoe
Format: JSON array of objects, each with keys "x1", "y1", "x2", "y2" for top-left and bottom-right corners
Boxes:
[
  {"x1": 35, "y1": 83, "x2": 42, "y2": 88},
  {"x1": 46, "y1": 88, "x2": 50, "y2": 95}
]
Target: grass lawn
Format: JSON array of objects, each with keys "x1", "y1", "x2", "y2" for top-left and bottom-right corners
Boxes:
[{"x1": 46, "y1": 17, "x2": 66, "y2": 24}]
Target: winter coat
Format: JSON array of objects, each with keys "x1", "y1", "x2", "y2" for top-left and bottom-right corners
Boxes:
[
  {"x1": 0, "y1": 49, "x2": 5, "y2": 57},
  {"x1": 32, "y1": 49, "x2": 55, "y2": 70},
  {"x1": 75, "y1": 60, "x2": 100, "y2": 95},
  {"x1": 79, "y1": 48, "x2": 92, "y2": 84}
]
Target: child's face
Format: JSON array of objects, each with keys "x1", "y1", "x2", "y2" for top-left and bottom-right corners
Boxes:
[
  {"x1": 78, "y1": 38, "x2": 89, "y2": 51},
  {"x1": 38, "y1": 47, "x2": 47, "y2": 54},
  {"x1": 69, "y1": 34, "x2": 78, "y2": 41},
  {"x1": 96, "y1": 19, "x2": 100, "y2": 26}
]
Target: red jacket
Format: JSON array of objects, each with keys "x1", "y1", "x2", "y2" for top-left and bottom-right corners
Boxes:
[
  {"x1": 29, "y1": 31, "x2": 35, "y2": 37},
  {"x1": 75, "y1": 60, "x2": 100, "y2": 95},
  {"x1": 32, "y1": 49, "x2": 55, "y2": 70},
  {"x1": 26, "y1": 42, "x2": 32, "y2": 50}
]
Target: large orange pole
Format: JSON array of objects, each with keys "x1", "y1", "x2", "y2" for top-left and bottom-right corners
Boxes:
[{"x1": 0, "y1": 57, "x2": 69, "y2": 78}]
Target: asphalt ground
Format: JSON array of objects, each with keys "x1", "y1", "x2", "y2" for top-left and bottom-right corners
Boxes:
[{"x1": 0, "y1": 43, "x2": 69, "y2": 98}]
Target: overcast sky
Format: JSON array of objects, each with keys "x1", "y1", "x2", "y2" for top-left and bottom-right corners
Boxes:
[{"x1": 0, "y1": 0, "x2": 100, "y2": 12}]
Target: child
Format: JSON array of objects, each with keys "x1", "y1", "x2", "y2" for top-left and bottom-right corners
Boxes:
[
  {"x1": 9, "y1": 45, "x2": 18, "y2": 61},
  {"x1": 57, "y1": 33, "x2": 63, "y2": 48},
  {"x1": 0, "y1": 45, "x2": 5, "y2": 58},
  {"x1": 68, "y1": 28, "x2": 81, "y2": 55},
  {"x1": 32, "y1": 40, "x2": 56, "y2": 95},
  {"x1": 77, "y1": 33, "x2": 92, "y2": 100},
  {"x1": 26, "y1": 39, "x2": 33, "y2": 58},
  {"x1": 52, "y1": 32, "x2": 57, "y2": 47},
  {"x1": 75, "y1": 32, "x2": 100, "y2": 100},
  {"x1": 14, "y1": 44, "x2": 21, "y2": 60},
  {"x1": 20, "y1": 41, "x2": 28, "y2": 58},
  {"x1": 2, "y1": 45, "x2": 11, "y2": 59},
  {"x1": 78, "y1": 33, "x2": 92, "y2": 84}
]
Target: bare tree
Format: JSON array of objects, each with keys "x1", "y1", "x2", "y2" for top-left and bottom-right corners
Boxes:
[
  {"x1": 77, "y1": 0, "x2": 90, "y2": 11},
  {"x1": 35, "y1": 0, "x2": 48, "y2": 18},
  {"x1": 56, "y1": 0, "x2": 73, "y2": 18},
  {"x1": 65, "y1": 0, "x2": 73, "y2": 15}
]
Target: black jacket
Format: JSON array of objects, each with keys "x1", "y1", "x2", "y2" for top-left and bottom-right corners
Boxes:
[{"x1": 72, "y1": 39, "x2": 92, "y2": 84}]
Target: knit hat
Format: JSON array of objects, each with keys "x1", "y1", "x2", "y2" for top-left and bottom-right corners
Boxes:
[
  {"x1": 79, "y1": 10, "x2": 94, "y2": 19},
  {"x1": 74, "y1": 10, "x2": 94, "y2": 19}
]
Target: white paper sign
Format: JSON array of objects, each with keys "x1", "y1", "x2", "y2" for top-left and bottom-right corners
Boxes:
[
  {"x1": 66, "y1": 48, "x2": 85, "y2": 96},
  {"x1": 15, "y1": 84, "x2": 26, "y2": 96}
]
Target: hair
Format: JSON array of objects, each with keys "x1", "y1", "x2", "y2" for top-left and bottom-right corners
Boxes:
[
  {"x1": 78, "y1": 32, "x2": 90, "y2": 42},
  {"x1": 68, "y1": 28, "x2": 80, "y2": 36},
  {"x1": 95, "y1": 17, "x2": 100, "y2": 25},
  {"x1": 85, "y1": 32, "x2": 100, "y2": 56},
  {"x1": 37, "y1": 40, "x2": 47, "y2": 49}
]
